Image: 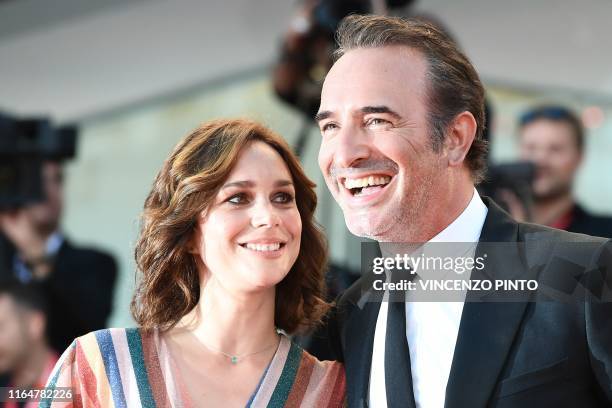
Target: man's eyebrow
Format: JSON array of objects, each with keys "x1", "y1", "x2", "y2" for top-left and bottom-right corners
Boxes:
[
  {"x1": 361, "y1": 106, "x2": 401, "y2": 119},
  {"x1": 314, "y1": 111, "x2": 332, "y2": 122},
  {"x1": 222, "y1": 180, "x2": 293, "y2": 189},
  {"x1": 315, "y1": 106, "x2": 401, "y2": 123}
]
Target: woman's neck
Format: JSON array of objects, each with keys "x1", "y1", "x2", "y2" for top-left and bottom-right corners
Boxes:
[{"x1": 176, "y1": 277, "x2": 279, "y2": 356}]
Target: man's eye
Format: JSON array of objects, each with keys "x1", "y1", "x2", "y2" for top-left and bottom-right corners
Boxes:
[
  {"x1": 227, "y1": 193, "x2": 248, "y2": 204},
  {"x1": 273, "y1": 192, "x2": 294, "y2": 204},
  {"x1": 367, "y1": 118, "x2": 389, "y2": 127},
  {"x1": 321, "y1": 123, "x2": 338, "y2": 132}
]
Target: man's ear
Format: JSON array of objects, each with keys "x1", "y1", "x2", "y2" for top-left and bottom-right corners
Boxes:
[
  {"x1": 28, "y1": 310, "x2": 46, "y2": 342},
  {"x1": 445, "y1": 111, "x2": 477, "y2": 167}
]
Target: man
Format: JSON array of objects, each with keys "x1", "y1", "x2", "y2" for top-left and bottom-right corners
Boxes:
[
  {"x1": 0, "y1": 160, "x2": 117, "y2": 353},
  {"x1": 0, "y1": 281, "x2": 58, "y2": 408},
  {"x1": 516, "y1": 105, "x2": 612, "y2": 237},
  {"x1": 316, "y1": 14, "x2": 612, "y2": 408}
]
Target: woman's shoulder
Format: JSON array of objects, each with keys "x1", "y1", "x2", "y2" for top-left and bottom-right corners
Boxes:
[
  {"x1": 58, "y1": 327, "x2": 162, "y2": 380},
  {"x1": 44, "y1": 327, "x2": 166, "y2": 406},
  {"x1": 75, "y1": 327, "x2": 157, "y2": 343},
  {"x1": 283, "y1": 342, "x2": 345, "y2": 406},
  {"x1": 299, "y1": 346, "x2": 344, "y2": 371},
  {"x1": 298, "y1": 345, "x2": 345, "y2": 385},
  {"x1": 70, "y1": 327, "x2": 160, "y2": 361}
]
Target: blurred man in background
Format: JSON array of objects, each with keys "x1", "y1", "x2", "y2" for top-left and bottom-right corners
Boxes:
[
  {"x1": 0, "y1": 280, "x2": 57, "y2": 408},
  {"x1": 516, "y1": 105, "x2": 612, "y2": 237},
  {"x1": 0, "y1": 159, "x2": 117, "y2": 353}
]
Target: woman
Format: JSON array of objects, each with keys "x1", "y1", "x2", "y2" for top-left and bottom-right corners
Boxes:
[{"x1": 42, "y1": 119, "x2": 345, "y2": 407}]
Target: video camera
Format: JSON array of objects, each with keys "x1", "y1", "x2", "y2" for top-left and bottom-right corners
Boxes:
[
  {"x1": 478, "y1": 161, "x2": 536, "y2": 219},
  {"x1": 0, "y1": 112, "x2": 77, "y2": 210}
]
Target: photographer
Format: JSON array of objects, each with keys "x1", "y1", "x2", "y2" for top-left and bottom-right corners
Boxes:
[
  {"x1": 513, "y1": 105, "x2": 612, "y2": 237},
  {"x1": 0, "y1": 116, "x2": 117, "y2": 354}
]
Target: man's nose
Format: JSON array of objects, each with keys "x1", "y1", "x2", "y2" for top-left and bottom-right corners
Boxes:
[
  {"x1": 251, "y1": 201, "x2": 281, "y2": 228},
  {"x1": 333, "y1": 124, "x2": 371, "y2": 169},
  {"x1": 529, "y1": 148, "x2": 551, "y2": 165}
]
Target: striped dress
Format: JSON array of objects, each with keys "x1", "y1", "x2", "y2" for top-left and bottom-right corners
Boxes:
[{"x1": 41, "y1": 328, "x2": 345, "y2": 407}]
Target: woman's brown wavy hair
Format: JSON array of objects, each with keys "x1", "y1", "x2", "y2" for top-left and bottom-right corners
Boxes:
[{"x1": 131, "y1": 118, "x2": 329, "y2": 334}]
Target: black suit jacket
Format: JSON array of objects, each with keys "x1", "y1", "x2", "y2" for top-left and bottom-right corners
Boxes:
[
  {"x1": 0, "y1": 236, "x2": 117, "y2": 353},
  {"x1": 568, "y1": 204, "x2": 612, "y2": 239},
  {"x1": 328, "y1": 198, "x2": 612, "y2": 408}
]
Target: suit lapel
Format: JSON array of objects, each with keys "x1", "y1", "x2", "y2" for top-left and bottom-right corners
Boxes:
[
  {"x1": 344, "y1": 294, "x2": 380, "y2": 408},
  {"x1": 445, "y1": 199, "x2": 531, "y2": 408}
]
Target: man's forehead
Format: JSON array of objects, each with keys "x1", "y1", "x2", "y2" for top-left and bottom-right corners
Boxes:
[
  {"x1": 328, "y1": 46, "x2": 426, "y2": 76},
  {"x1": 321, "y1": 46, "x2": 426, "y2": 100},
  {"x1": 335, "y1": 45, "x2": 425, "y2": 63},
  {"x1": 521, "y1": 120, "x2": 576, "y2": 140},
  {"x1": 0, "y1": 294, "x2": 15, "y2": 310}
]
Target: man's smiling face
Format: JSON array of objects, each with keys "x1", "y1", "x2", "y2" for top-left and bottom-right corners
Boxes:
[{"x1": 317, "y1": 46, "x2": 446, "y2": 242}]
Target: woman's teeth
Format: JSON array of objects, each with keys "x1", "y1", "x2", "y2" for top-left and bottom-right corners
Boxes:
[{"x1": 243, "y1": 243, "x2": 281, "y2": 252}]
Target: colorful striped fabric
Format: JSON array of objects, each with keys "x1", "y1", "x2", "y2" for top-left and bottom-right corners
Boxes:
[{"x1": 41, "y1": 328, "x2": 345, "y2": 407}]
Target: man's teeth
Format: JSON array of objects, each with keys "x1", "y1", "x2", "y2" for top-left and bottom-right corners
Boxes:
[
  {"x1": 244, "y1": 243, "x2": 281, "y2": 252},
  {"x1": 343, "y1": 176, "x2": 391, "y2": 189}
]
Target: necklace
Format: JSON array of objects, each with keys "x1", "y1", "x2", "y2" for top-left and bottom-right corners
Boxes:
[{"x1": 200, "y1": 334, "x2": 280, "y2": 364}]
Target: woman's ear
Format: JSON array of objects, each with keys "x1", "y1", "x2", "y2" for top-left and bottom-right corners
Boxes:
[
  {"x1": 188, "y1": 210, "x2": 207, "y2": 255},
  {"x1": 187, "y1": 231, "x2": 200, "y2": 255}
]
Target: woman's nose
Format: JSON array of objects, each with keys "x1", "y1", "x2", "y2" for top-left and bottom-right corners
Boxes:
[{"x1": 251, "y1": 202, "x2": 281, "y2": 228}]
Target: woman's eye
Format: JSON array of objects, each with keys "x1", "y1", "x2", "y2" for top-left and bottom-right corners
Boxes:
[
  {"x1": 273, "y1": 192, "x2": 294, "y2": 204},
  {"x1": 227, "y1": 193, "x2": 248, "y2": 204}
]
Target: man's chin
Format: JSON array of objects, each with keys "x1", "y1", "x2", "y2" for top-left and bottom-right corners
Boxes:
[
  {"x1": 532, "y1": 184, "x2": 571, "y2": 202},
  {"x1": 345, "y1": 215, "x2": 385, "y2": 239}
]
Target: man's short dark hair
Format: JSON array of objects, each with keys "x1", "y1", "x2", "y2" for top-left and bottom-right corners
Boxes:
[
  {"x1": 519, "y1": 105, "x2": 584, "y2": 152},
  {"x1": 0, "y1": 279, "x2": 47, "y2": 314},
  {"x1": 334, "y1": 14, "x2": 488, "y2": 183}
]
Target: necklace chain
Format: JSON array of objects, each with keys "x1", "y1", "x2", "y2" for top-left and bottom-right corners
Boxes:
[{"x1": 200, "y1": 333, "x2": 280, "y2": 364}]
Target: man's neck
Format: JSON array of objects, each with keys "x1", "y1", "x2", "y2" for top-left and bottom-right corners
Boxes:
[
  {"x1": 423, "y1": 182, "x2": 476, "y2": 242},
  {"x1": 532, "y1": 192, "x2": 575, "y2": 227},
  {"x1": 11, "y1": 343, "x2": 52, "y2": 388}
]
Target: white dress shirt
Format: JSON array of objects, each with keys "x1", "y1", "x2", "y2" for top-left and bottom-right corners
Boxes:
[
  {"x1": 13, "y1": 231, "x2": 64, "y2": 283},
  {"x1": 369, "y1": 189, "x2": 488, "y2": 408}
]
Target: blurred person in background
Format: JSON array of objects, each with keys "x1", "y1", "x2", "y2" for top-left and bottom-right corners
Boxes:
[
  {"x1": 0, "y1": 159, "x2": 117, "y2": 353},
  {"x1": 0, "y1": 280, "x2": 58, "y2": 408},
  {"x1": 43, "y1": 119, "x2": 345, "y2": 407},
  {"x1": 511, "y1": 105, "x2": 612, "y2": 237}
]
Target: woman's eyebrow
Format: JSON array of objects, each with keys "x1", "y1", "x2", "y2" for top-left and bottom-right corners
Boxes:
[{"x1": 222, "y1": 179, "x2": 293, "y2": 189}]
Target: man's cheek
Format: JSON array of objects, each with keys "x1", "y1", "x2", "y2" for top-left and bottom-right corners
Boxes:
[{"x1": 317, "y1": 151, "x2": 329, "y2": 175}]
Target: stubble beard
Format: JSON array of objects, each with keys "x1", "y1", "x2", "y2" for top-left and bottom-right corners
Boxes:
[
  {"x1": 347, "y1": 167, "x2": 439, "y2": 242},
  {"x1": 533, "y1": 180, "x2": 572, "y2": 203}
]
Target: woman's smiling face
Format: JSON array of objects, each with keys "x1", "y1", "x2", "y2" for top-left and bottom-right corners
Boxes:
[{"x1": 193, "y1": 141, "x2": 302, "y2": 294}]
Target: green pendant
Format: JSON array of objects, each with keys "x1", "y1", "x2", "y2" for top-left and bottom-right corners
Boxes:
[{"x1": 231, "y1": 356, "x2": 238, "y2": 364}]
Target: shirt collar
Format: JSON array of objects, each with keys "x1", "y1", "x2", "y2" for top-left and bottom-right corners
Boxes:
[
  {"x1": 429, "y1": 188, "x2": 488, "y2": 243},
  {"x1": 46, "y1": 231, "x2": 64, "y2": 255}
]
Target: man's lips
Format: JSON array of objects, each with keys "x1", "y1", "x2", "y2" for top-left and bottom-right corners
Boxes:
[
  {"x1": 334, "y1": 172, "x2": 396, "y2": 206},
  {"x1": 338, "y1": 173, "x2": 394, "y2": 196}
]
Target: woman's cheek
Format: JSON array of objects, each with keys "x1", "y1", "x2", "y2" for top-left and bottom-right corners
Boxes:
[{"x1": 287, "y1": 207, "x2": 302, "y2": 237}]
